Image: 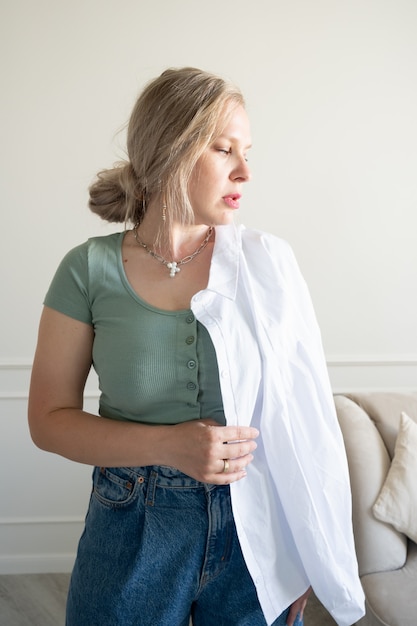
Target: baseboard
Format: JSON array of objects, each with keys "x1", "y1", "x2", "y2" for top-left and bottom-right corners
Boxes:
[
  {"x1": 0, "y1": 553, "x2": 75, "y2": 575},
  {"x1": 0, "y1": 518, "x2": 85, "y2": 575}
]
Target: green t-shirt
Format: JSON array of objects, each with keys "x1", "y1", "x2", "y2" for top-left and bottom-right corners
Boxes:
[{"x1": 44, "y1": 232, "x2": 225, "y2": 426}]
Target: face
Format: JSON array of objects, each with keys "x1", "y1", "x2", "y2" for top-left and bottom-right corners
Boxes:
[{"x1": 188, "y1": 104, "x2": 252, "y2": 226}]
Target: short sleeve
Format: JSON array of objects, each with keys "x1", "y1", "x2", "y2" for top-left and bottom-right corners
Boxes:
[{"x1": 44, "y1": 242, "x2": 93, "y2": 325}]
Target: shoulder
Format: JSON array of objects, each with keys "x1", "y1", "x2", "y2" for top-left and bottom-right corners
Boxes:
[
  {"x1": 59, "y1": 232, "x2": 123, "y2": 266},
  {"x1": 48, "y1": 231, "x2": 124, "y2": 292},
  {"x1": 240, "y1": 224, "x2": 291, "y2": 251},
  {"x1": 85, "y1": 231, "x2": 124, "y2": 254},
  {"x1": 237, "y1": 225, "x2": 318, "y2": 334},
  {"x1": 44, "y1": 232, "x2": 124, "y2": 324},
  {"x1": 239, "y1": 225, "x2": 299, "y2": 275}
]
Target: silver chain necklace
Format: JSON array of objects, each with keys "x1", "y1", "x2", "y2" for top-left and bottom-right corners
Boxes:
[{"x1": 133, "y1": 225, "x2": 214, "y2": 278}]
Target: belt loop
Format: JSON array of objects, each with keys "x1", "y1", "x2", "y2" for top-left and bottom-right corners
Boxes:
[{"x1": 145, "y1": 469, "x2": 158, "y2": 506}]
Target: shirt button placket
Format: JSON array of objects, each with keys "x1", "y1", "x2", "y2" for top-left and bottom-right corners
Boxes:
[{"x1": 181, "y1": 312, "x2": 199, "y2": 400}]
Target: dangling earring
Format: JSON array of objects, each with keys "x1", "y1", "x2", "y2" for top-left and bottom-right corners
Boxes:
[{"x1": 162, "y1": 202, "x2": 167, "y2": 222}]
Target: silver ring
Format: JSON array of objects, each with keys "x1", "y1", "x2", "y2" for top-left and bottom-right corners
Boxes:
[{"x1": 223, "y1": 459, "x2": 230, "y2": 473}]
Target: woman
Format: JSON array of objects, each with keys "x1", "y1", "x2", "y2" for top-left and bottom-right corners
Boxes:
[{"x1": 28, "y1": 67, "x2": 365, "y2": 626}]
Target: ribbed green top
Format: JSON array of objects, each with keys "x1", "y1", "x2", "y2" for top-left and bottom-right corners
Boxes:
[{"x1": 44, "y1": 232, "x2": 225, "y2": 425}]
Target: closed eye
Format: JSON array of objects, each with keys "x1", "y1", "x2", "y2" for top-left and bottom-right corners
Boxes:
[{"x1": 214, "y1": 146, "x2": 250, "y2": 161}]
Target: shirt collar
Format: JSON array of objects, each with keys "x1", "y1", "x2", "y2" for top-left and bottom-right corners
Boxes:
[{"x1": 206, "y1": 223, "x2": 240, "y2": 300}]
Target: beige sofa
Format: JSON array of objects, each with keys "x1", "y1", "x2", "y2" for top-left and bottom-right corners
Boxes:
[{"x1": 334, "y1": 392, "x2": 417, "y2": 626}]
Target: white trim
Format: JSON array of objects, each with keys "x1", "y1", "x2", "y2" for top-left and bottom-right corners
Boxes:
[
  {"x1": 0, "y1": 391, "x2": 99, "y2": 400},
  {"x1": 1, "y1": 355, "x2": 417, "y2": 369},
  {"x1": 1, "y1": 357, "x2": 416, "y2": 399},
  {"x1": 0, "y1": 360, "x2": 99, "y2": 400},
  {"x1": 332, "y1": 386, "x2": 417, "y2": 394},
  {"x1": 0, "y1": 360, "x2": 33, "y2": 370},
  {"x1": 0, "y1": 516, "x2": 85, "y2": 526},
  {"x1": 0, "y1": 554, "x2": 75, "y2": 575},
  {"x1": 326, "y1": 358, "x2": 417, "y2": 394},
  {"x1": 0, "y1": 391, "x2": 30, "y2": 400},
  {"x1": 327, "y1": 355, "x2": 417, "y2": 366}
]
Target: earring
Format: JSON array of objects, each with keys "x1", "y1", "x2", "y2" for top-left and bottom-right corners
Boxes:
[
  {"x1": 162, "y1": 202, "x2": 167, "y2": 222},
  {"x1": 141, "y1": 186, "x2": 147, "y2": 214}
]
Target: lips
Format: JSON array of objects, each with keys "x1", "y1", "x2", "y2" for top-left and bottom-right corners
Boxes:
[{"x1": 223, "y1": 194, "x2": 241, "y2": 209}]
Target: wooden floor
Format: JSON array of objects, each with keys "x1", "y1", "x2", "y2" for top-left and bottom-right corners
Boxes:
[
  {"x1": 0, "y1": 573, "x2": 337, "y2": 625},
  {"x1": 0, "y1": 573, "x2": 70, "y2": 626}
]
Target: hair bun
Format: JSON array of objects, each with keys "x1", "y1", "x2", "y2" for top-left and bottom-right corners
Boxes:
[{"x1": 88, "y1": 161, "x2": 144, "y2": 223}]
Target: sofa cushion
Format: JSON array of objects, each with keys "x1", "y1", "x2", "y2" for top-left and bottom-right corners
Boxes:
[
  {"x1": 334, "y1": 395, "x2": 407, "y2": 576},
  {"x1": 359, "y1": 541, "x2": 417, "y2": 626},
  {"x1": 344, "y1": 392, "x2": 417, "y2": 458},
  {"x1": 373, "y1": 412, "x2": 417, "y2": 543}
]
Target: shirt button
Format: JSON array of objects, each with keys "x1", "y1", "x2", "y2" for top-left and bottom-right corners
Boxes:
[
  {"x1": 187, "y1": 382, "x2": 197, "y2": 390},
  {"x1": 187, "y1": 360, "x2": 196, "y2": 369},
  {"x1": 185, "y1": 336, "x2": 195, "y2": 345},
  {"x1": 186, "y1": 314, "x2": 195, "y2": 323}
]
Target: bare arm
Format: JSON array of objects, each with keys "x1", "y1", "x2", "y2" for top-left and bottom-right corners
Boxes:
[{"x1": 28, "y1": 307, "x2": 258, "y2": 483}]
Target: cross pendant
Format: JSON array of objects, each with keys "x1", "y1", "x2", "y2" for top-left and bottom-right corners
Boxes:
[{"x1": 167, "y1": 261, "x2": 181, "y2": 278}]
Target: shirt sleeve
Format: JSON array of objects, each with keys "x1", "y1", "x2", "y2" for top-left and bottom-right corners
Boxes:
[{"x1": 43, "y1": 242, "x2": 93, "y2": 325}]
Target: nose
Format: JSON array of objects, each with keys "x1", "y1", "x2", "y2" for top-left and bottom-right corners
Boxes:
[{"x1": 232, "y1": 156, "x2": 251, "y2": 183}]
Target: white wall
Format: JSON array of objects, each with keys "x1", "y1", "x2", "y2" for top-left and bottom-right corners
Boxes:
[{"x1": 1, "y1": 0, "x2": 416, "y2": 573}]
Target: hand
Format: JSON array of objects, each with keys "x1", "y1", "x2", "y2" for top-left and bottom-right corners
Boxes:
[
  {"x1": 286, "y1": 587, "x2": 312, "y2": 626},
  {"x1": 167, "y1": 419, "x2": 259, "y2": 484}
]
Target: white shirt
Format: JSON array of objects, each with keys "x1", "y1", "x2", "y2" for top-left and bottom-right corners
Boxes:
[{"x1": 191, "y1": 223, "x2": 365, "y2": 626}]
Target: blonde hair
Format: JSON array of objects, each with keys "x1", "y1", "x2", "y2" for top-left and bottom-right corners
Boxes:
[{"x1": 88, "y1": 67, "x2": 244, "y2": 229}]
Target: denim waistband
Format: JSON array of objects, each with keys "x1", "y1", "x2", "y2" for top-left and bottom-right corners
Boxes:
[{"x1": 99, "y1": 465, "x2": 219, "y2": 492}]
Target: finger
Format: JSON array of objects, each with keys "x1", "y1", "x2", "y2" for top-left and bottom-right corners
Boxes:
[
  {"x1": 221, "y1": 458, "x2": 230, "y2": 474},
  {"x1": 220, "y1": 425, "x2": 260, "y2": 442},
  {"x1": 203, "y1": 423, "x2": 259, "y2": 443},
  {"x1": 219, "y1": 454, "x2": 254, "y2": 475},
  {"x1": 223, "y1": 439, "x2": 258, "y2": 460}
]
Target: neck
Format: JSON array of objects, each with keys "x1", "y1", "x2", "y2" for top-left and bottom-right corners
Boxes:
[{"x1": 136, "y1": 207, "x2": 212, "y2": 260}]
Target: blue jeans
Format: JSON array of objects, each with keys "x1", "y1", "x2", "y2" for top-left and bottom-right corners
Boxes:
[{"x1": 66, "y1": 465, "x2": 303, "y2": 626}]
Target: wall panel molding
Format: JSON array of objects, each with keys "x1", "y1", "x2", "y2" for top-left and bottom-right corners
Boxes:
[
  {"x1": 327, "y1": 354, "x2": 417, "y2": 366},
  {"x1": 0, "y1": 360, "x2": 99, "y2": 399},
  {"x1": 326, "y1": 354, "x2": 417, "y2": 393},
  {"x1": 1, "y1": 357, "x2": 416, "y2": 399}
]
